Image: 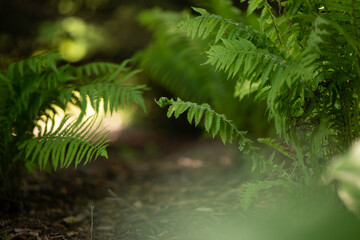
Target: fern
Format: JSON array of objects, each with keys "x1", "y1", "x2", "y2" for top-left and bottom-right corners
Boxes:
[
  {"x1": 0, "y1": 52, "x2": 146, "y2": 196},
  {"x1": 239, "y1": 180, "x2": 296, "y2": 211},
  {"x1": 195, "y1": 0, "x2": 241, "y2": 20},
  {"x1": 205, "y1": 38, "x2": 285, "y2": 81},
  {"x1": 180, "y1": 7, "x2": 265, "y2": 45},
  {"x1": 20, "y1": 115, "x2": 109, "y2": 170},
  {"x1": 155, "y1": 97, "x2": 253, "y2": 152},
  {"x1": 257, "y1": 138, "x2": 296, "y2": 162},
  {"x1": 149, "y1": 0, "x2": 360, "y2": 181},
  {"x1": 135, "y1": 8, "x2": 256, "y2": 127}
]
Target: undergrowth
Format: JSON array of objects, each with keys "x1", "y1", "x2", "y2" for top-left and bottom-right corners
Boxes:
[
  {"x1": 0, "y1": 52, "x2": 146, "y2": 197},
  {"x1": 144, "y1": 0, "x2": 360, "y2": 213}
]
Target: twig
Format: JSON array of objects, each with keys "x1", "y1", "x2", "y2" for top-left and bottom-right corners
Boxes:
[
  {"x1": 107, "y1": 189, "x2": 161, "y2": 232},
  {"x1": 90, "y1": 204, "x2": 94, "y2": 240}
]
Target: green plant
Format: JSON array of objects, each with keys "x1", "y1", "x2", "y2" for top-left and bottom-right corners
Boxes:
[
  {"x1": 135, "y1": 7, "x2": 272, "y2": 136},
  {"x1": 156, "y1": 0, "x2": 360, "y2": 183},
  {"x1": 0, "y1": 52, "x2": 146, "y2": 196}
]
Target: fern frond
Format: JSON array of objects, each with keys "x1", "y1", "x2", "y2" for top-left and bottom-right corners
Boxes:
[
  {"x1": 19, "y1": 115, "x2": 109, "y2": 170},
  {"x1": 6, "y1": 52, "x2": 61, "y2": 79},
  {"x1": 155, "y1": 97, "x2": 253, "y2": 152},
  {"x1": 75, "y1": 60, "x2": 142, "y2": 83},
  {"x1": 1, "y1": 52, "x2": 146, "y2": 173},
  {"x1": 246, "y1": 0, "x2": 265, "y2": 16},
  {"x1": 205, "y1": 38, "x2": 285, "y2": 81},
  {"x1": 136, "y1": 8, "x2": 247, "y2": 125},
  {"x1": 240, "y1": 180, "x2": 295, "y2": 211},
  {"x1": 197, "y1": 0, "x2": 241, "y2": 20},
  {"x1": 64, "y1": 83, "x2": 147, "y2": 115},
  {"x1": 181, "y1": 7, "x2": 264, "y2": 44},
  {"x1": 257, "y1": 138, "x2": 296, "y2": 161},
  {"x1": 76, "y1": 61, "x2": 120, "y2": 77}
]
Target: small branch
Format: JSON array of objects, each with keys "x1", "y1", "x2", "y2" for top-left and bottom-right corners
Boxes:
[{"x1": 90, "y1": 204, "x2": 94, "y2": 240}]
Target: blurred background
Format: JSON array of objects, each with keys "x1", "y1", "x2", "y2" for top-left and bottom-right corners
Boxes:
[
  {"x1": 0, "y1": 0, "x2": 246, "y2": 63},
  {"x1": 0, "y1": 0, "x2": 272, "y2": 141},
  {"x1": 3, "y1": 2, "x2": 360, "y2": 239}
]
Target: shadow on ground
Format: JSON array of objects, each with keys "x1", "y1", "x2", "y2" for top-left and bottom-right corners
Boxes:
[{"x1": 1, "y1": 128, "x2": 246, "y2": 240}]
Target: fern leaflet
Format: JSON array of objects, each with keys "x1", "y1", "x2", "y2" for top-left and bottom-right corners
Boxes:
[
  {"x1": 155, "y1": 97, "x2": 253, "y2": 152},
  {"x1": 20, "y1": 115, "x2": 109, "y2": 170},
  {"x1": 180, "y1": 7, "x2": 264, "y2": 44}
]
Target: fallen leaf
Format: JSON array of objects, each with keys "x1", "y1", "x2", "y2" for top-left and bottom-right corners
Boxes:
[
  {"x1": 178, "y1": 157, "x2": 204, "y2": 168},
  {"x1": 196, "y1": 207, "x2": 213, "y2": 212},
  {"x1": 62, "y1": 216, "x2": 81, "y2": 224}
]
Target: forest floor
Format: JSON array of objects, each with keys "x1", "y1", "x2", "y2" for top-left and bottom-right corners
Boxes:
[{"x1": 0, "y1": 128, "x2": 250, "y2": 240}]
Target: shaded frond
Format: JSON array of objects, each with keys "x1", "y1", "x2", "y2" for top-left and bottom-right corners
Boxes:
[
  {"x1": 6, "y1": 52, "x2": 61, "y2": 78},
  {"x1": 74, "y1": 60, "x2": 142, "y2": 84},
  {"x1": 136, "y1": 8, "x2": 244, "y2": 124},
  {"x1": 79, "y1": 84, "x2": 147, "y2": 114},
  {"x1": 155, "y1": 97, "x2": 253, "y2": 152},
  {"x1": 1, "y1": 52, "x2": 146, "y2": 179},
  {"x1": 181, "y1": 7, "x2": 264, "y2": 44},
  {"x1": 257, "y1": 138, "x2": 296, "y2": 161},
  {"x1": 205, "y1": 38, "x2": 284, "y2": 82},
  {"x1": 239, "y1": 180, "x2": 296, "y2": 210},
  {"x1": 19, "y1": 115, "x2": 109, "y2": 170}
]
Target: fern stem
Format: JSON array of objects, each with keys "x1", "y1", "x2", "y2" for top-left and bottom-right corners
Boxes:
[
  {"x1": 351, "y1": 0, "x2": 360, "y2": 45},
  {"x1": 342, "y1": 83, "x2": 353, "y2": 145},
  {"x1": 265, "y1": 3, "x2": 286, "y2": 51},
  {"x1": 355, "y1": 92, "x2": 360, "y2": 139},
  {"x1": 351, "y1": 0, "x2": 360, "y2": 77}
]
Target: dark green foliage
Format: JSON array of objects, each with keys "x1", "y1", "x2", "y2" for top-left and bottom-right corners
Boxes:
[
  {"x1": 239, "y1": 180, "x2": 297, "y2": 210},
  {"x1": 135, "y1": 8, "x2": 240, "y2": 118},
  {"x1": 156, "y1": 97, "x2": 253, "y2": 152},
  {"x1": 136, "y1": 7, "x2": 272, "y2": 137},
  {"x1": 0, "y1": 52, "x2": 146, "y2": 195},
  {"x1": 19, "y1": 115, "x2": 109, "y2": 170},
  {"x1": 175, "y1": 0, "x2": 360, "y2": 180}
]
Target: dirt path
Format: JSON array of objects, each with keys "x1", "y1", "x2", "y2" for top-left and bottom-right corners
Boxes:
[{"x1": 1, "y1": 130, "x2": 247, "y2": 240}]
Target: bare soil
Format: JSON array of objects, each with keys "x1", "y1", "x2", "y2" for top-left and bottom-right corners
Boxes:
[{"x1": 0, "y1": 129, "x2": 247, "y2": 240}]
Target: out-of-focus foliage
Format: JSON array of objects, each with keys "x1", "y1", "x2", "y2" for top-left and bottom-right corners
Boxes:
[
  {"x1": 135, "y1": 6, "x2": 272, "y2": 136},
  {"x1": 135, "y1": 8, "x2": 239, "y2": 117},
  {"x1": 162, "y1": 0, "x2": 360, "y2": 180},
  {"x1": 326, "y1": 141, "x2": 360, "y2": 217},
  {"x1": 39, "y1": 17, "x2": 106, "y2": 62},
  {"x1": 153, "y1": 0, "x2": 360, "y2": 221},
  {"x1": 156, "y1": 97, "x2": 252, "y2": 151},
  {"x1": 0, "y1": 0, "x2": 190, "y2": 67},
  {"x1": 0, "y1": 52, "x2": 146, "y2": 196}
]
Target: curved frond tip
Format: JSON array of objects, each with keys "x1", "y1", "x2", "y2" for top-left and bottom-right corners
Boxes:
[{"x1": 155, "y1": 97, "x2": 253, "y2": 152}]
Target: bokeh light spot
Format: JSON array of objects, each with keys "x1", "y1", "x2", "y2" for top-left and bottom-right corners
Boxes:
[{"x1": 59, "y1": 39, "x2": 87, "y2": 62}]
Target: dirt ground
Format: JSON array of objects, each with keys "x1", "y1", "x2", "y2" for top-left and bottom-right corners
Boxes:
[{"x1": 0, "y1": 128, "x2": 249, "y2": 240}]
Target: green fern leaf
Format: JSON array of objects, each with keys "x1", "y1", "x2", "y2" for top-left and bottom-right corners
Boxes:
[
  {"x1": 19, "y1": 115, "x2": 110, "y2": 170},
  {"x1": 247, "y1": 0, "x2": 264, "y2": 16},
  {"x1": 167, "y1": 104, "x2": 176, "y2": 118},
  {"x1": 194, "y1": 105, "x2": 205, "y2": 126},
  {"x1": 220, "y1": 120, "x2": 227, "y2": 144},
  {"x1": 205, "y1": 38, "x2": 284, "y2": 82},
  {"x1": 187, "y1": 105, "x2": 197, "y2": 124},
  {"x1": 156, "y1": 97, "x2": 252, "y2": 150},
  {"x1": 174, "y1": 102, "x2": 190, "y2": 118},
  {"x1": 257, "y1": 138, "x2": 296, "y2": 161},
  {"x1": 204, "y1": 110, "x2": 214, "y2": 132},
  {"x1": 212, "y1": 114, "x2": 221, "y2": 138},
  {"x1": 182, "y1": 7, "x2": 263, "y2": 44}
]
